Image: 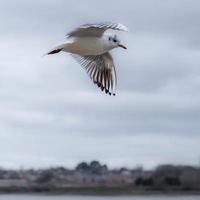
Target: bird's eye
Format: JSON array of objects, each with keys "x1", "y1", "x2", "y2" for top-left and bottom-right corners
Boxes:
[{"x1": 113, "y1": 39, "x2": 117, "y2": 43}]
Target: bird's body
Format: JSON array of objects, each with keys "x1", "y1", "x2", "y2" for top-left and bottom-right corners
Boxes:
[
  {"x1": 47, "y1": 22, "x2": 128, "y2": 95},
  {"x1": 61, "y1": 36, "x2": 110, "y2": 56}
]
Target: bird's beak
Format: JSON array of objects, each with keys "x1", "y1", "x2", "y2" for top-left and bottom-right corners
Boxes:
[{"x1": 118, "y1": 44, "x2": 127, "y2": 49}]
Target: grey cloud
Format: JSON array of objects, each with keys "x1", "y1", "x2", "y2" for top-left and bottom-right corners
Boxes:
[{"x1": 0, "y1": 0, "x2": 200, "y2": 169}]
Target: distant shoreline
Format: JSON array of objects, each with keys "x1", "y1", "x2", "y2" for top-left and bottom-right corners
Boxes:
[
  {"x1": 0, "y1": 187, "x2": 199, "y2": 196},
  {"x1": 0, "y1": 161, "x2": 199, "y2": 196}
]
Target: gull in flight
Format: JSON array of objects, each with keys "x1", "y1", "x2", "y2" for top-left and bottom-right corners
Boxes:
[{"x1": 47, "y1": 22, "x2": 128, "y2": 96}]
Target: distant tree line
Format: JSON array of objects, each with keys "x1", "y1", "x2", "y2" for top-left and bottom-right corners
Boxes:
[{"x1": 0, "y1": 161, "x2": 199, "y2": 193}]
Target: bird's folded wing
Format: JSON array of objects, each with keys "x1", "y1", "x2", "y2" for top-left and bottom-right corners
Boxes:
[
  {"x1": 71, "y1": 53, "x2": 117, "y2": 95},
  {"x1": 67, "y1": 22, "x2": 128, "y2": 38}
]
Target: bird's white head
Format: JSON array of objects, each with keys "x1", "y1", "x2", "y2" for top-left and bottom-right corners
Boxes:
[{"x1": 107, "y1": 35, "x2": 127, "y2": 50}]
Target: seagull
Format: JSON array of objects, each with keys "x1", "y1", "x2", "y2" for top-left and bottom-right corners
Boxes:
[{"x1": 47, "y1": 22, "x2": 128, "y2": 96}]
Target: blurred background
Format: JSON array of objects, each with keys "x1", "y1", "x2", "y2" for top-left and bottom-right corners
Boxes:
[{"x1": 0, "y1": 0, "x2": 200, "y2": 171}]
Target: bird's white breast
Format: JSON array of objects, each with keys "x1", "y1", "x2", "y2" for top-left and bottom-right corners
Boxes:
[{"x1": 63, "y1": 37, "x2": 109, "y2": 56}]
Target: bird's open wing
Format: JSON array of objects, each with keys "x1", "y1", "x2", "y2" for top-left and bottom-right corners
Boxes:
[
  {"x1": 71, "y1": 53, "x2": 117, "y2": 95},
  {"x1": 67, "y1": 22, "x2": 128, "y2": 38}
]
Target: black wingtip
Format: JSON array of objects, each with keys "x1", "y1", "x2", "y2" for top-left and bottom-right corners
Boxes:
[
  {"x1": 94, "y1": 81, "x2": 116, "y2": 96},
  {"x1": 47, "y1": 49, "x2": 62, "y2": 55}
]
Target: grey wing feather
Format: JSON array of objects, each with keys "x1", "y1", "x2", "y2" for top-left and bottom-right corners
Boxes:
[
  {"x1": 71, "y1": 53, "x2": 117, "y2": 95},
  {"x1": 67, "y1": 22, "x2": 128, "y2": 38}
]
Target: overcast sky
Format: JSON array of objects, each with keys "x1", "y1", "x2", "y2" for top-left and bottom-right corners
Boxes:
[{"x1": 0, "y1": 0, "x2": 200, "y2": 169}]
